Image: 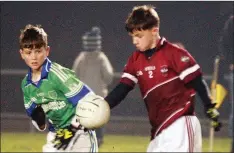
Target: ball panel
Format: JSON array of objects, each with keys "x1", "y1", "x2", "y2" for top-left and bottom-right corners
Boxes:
[{"x1": 76, "y1": 94, "x2": 110, "y2": 129}]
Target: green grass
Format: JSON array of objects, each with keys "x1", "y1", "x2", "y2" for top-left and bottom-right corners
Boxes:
[{"x1": 1, "y1": 132, "x2": 231, "y2": 152}]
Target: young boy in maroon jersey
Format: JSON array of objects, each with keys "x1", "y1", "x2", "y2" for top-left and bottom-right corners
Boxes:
[{"x1": 105, "y1": 5, "x2": 222, "y2": 152}]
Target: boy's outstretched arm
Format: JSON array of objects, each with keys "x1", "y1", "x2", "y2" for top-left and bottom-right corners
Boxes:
[{"x1": 105, "y1": 82, "x2": 133, "y2": 109}]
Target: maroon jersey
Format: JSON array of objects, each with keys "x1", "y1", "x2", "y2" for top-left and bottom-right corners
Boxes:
[{"x1": 120, "y1": 38, "x2": 202, "y2": 139}]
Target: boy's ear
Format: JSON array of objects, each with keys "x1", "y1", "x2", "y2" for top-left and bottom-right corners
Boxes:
[
  {"x1": 151, "y1": 27, "x2": 159, "y2": 37},
  {"x1": 19, "y1": 49, "x2": 24, "y2": 59},
  {"x1": 46, "y1": 46, "x2": 50, "y2": 56},
  {"x1": 152, "y1": 27, "x2": 159, "y2": 33}
]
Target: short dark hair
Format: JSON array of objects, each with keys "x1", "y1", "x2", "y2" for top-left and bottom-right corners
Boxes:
[
  {"x1": 19, "y1": 24, "x2": 48, "y2": 49},
  {"x1": 125, "y1": 5, "x2": 160, "y2": 33}
]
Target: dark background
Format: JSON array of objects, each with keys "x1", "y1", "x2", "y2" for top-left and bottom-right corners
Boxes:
[{"x1": 1, "y1": 2, "x2": 233, "y2": 120}]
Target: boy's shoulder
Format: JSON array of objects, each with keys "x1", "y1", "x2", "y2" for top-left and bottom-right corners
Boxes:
[
  {"x1": 49, "y1": 62, "x2": 75, "y2": 80},
  {"x1": 50, "y1": 62, "x2": 62, "y2": 70},
  {"x1": 50, "y1": 62, "x2": 73, "y2": 74},
  {"x1": 163, "y1": 41, "x2": 189, "y2": 55},
  {"x1": 21, "y1": 74, "x2": 28, "y2": 89}
]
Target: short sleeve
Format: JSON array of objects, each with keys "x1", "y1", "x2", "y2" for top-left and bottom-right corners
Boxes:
[
  {"x1": 50, "y1": 66, "x2": 92, "y2": 106},
  {"x1": 120, "y1": 55, "x2": 138, "y2": 87},
  {"x1": 21, "y1": 84, "x2": 37, "y2": 117},
  {"x1": 170, "y1": 48, "x2": 202, "y2": 83}
]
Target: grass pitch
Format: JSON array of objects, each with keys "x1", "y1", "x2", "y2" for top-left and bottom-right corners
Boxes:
[{"x1": 1, "y1": 132, "x2": 231, "y2": 152}]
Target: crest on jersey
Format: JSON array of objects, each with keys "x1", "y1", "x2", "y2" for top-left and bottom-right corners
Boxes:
[
  {"x1": 160, "y1": 65, "x2": 168, "y2": 77},
  {"x1": 48, "y1": 90, "x2": 58, "y2": 99},
  {"x1": 181, "y1": 56, "x2": 190, "y2": 62}
]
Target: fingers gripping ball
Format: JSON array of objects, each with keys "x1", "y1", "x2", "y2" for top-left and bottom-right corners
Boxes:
[{"x1": 76, "y1": 94, "x2": 110, "y2": 129}]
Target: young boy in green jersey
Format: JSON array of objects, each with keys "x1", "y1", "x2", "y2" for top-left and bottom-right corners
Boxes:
[{"x1": 19, "y1": 24, "x2": 98, "y2": 152}]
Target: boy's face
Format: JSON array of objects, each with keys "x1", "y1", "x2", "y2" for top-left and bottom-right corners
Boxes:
[
  {"x1": 20, "y1": 46, "x2": 50, "y2": 71},
  {"x1": 129, "y1": 27, "x2": 158, "y2": 52}
]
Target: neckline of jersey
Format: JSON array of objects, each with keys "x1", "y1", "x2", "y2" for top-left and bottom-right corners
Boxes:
[
  {"x1": 142, "y1": 37, "x2": 167, "y2": 59},
  {"x1": 25, "y1": 58, "x2": 52, "y2": 87}
]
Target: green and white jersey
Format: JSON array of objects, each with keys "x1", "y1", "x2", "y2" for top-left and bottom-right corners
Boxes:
[{"x1": 21, "y1": 58, "x2": 92, "y2": 130}]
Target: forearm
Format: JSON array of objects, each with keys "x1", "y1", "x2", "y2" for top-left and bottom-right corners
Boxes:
[
  {"x1": 186, "y1": 74, "x2": 213, "y2": 108},
  {"x1": 186, "y1": 74, "x2": 222, "y2": 131},
  {"x1": 105, "y1": 82, "x2": 133, "y2": 109},
  {"x1": 30, "y1": 105, "x2": 46, "y2": 130}
]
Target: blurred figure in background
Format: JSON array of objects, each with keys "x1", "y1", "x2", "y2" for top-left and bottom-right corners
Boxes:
[
  {"x1": 218, "y1": 14, "x2": 233, "y2": 152},
  {"x1": 72, "y1": 26, "x2": 114, "y2": 147}
]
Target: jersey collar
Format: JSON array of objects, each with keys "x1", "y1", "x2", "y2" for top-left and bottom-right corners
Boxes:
[
  {"x1": 25, "y1": 58, "x2": 52, "y2": 87},
  {"x1": 143, "y1": 37, "x2": 167, "y2": 58}
]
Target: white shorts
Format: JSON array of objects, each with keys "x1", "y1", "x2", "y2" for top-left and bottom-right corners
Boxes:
[
  {"x1": 42, "y1": 130, "x2": 98, "y2": 152},
  {"x1": 147, "y1": 116, "x2": 202, "y2": 152}
]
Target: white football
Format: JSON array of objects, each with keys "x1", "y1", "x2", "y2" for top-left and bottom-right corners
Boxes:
[{"x1": 76, "y1": 94, "x2": 110, "y2": 129}]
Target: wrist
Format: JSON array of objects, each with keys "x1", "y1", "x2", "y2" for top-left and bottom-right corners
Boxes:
[
  {"x1": 32, "y1": 120, "x2": 47, "y2": 131},
  {"x1": 205, "y1": 103, "x2": 216, "y2": 110}
]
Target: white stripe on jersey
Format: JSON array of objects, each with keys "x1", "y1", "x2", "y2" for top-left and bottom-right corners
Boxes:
[
  {"x1": 51, "y1": 65, "x2": 69, "y2": 82},
  {"x1": 50, "y1": 68, "x2": 66, "y2": 82},
  {"x1": 24, "y1": 101, "x2": 33, "y2": 109},
  {"x1": 65, "y1": 83, "x2": 83, "y2": 98},
  {"x1": 45, "y1": 58, "x2": 51, "y2": 72},
  {"x1": 179, "y1": 64, "x2": 200, "y2": 80},
  {"x1": 143, "y1": 76, "x2": 179, "y2": 99},
  {"x1": 121, "y1": 72, "x2": 138, "y2": 84}
]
